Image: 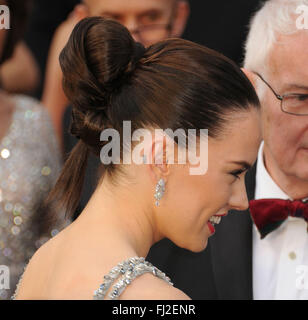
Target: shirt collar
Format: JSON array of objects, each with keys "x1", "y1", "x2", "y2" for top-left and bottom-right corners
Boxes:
[
  {"x1": 255, "y1": 141, "x2": 307, "y2": 222},
  {"x1": 255, "y1": 141, "x2": 290, "y2": 200}
]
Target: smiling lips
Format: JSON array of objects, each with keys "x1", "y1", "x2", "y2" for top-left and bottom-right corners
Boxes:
[
  {"x1": 214, "y1": 213, "x2": 228, "y2": 217},
  {"x1": 207, "y1": 212, "x2": 228, "y2": 236}
]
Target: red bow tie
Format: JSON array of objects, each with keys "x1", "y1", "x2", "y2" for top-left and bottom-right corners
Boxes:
[{"x1": 249, "y1": 199, "x2": 308, "y2": 239}]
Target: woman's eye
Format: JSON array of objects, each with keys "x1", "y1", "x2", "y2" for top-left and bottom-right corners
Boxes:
[{"x1": 230, "y1": 169, "x2": 245, "y2": 180}]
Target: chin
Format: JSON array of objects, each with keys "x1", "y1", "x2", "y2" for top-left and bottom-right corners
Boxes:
[
  {"x1": 292, "y1": 153, "x2": 308, "y2": 179},
  {"x1": 171, "y1": 232, "x2": 209, "y2": 253},
  {"x1": 185, "y1": 238, "x2": 209, "y2": 253},
  {"x1": 296, "y1": 172, "x2": 308, "y2": 181},
  {"x1": 288, "y1": 164, "x2": 308, "y2": 181}
]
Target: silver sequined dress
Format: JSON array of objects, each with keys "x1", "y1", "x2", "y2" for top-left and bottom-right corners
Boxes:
[
  {"x1": 93, "y1": 257, "x2": 174, "y2": 300},
  {"x1": 0, "y1": 95, "x2": 67, "y2": 300}
]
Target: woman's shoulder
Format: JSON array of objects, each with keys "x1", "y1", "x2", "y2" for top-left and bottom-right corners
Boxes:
[
  {"x1": 15, "y1": 240, "x2": 192, "y2": 300},
  {"x1": 14, "y1": 225, "x2": 101, "y2": 299},
  {"x1": 112, "y1": 272, "x2": 191, "y2": 300},
  {"x1": 94, "y1": 257, "x2": 191, "y2": 300},
  {"x1": 13, "y1": 230, "x2": 64, "y2": 299}
]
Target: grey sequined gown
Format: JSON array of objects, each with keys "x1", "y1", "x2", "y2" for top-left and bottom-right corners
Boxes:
[
  {"x1": 0, "y1": 95, "x2": 68, "y2": 300},
  {"x1": 93, "y1": 257, "x2": 174, "y2": 300}
]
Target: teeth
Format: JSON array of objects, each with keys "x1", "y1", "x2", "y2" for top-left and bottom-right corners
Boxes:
[{"x1": 209, "y1": 216, "x2": 221, "y2": 225}]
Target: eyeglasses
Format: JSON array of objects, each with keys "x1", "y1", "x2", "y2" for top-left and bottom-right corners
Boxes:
[
  {"x1": 130, "y1": 23, "x2": 172, "y2": 46},
  {"x1": 129, "y1": 2, "x2": 177, "y2": 46},
  {"x1": 254, "y1": 72, "x2": 308, "y2": 116}
]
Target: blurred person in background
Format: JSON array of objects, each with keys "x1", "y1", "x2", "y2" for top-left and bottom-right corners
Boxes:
[
  {"x1": 0, "y1": 0, "x2": 68, "y2": 300},
  {"x1": 0, "y1": 42, "x2": 40, "y2": 94},
  {"x1": 41, "y1": 0, "x2": 190, "y2": 149},
  {"x1": 0, "y1": 1, "x2": 40, "y2": 94}
]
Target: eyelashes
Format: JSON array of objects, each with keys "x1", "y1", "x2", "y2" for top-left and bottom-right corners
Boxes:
[{"x1": 230, "y1": 169, "x2": 246, "y2": 180}]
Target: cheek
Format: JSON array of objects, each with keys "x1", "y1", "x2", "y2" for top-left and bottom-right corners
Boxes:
[
  {"x1": 263, "y1": 106, "x2": 308, "y2": 170},
  {"x1": 188, "y1": 171, "x2": 231, "y2": 217},
  {"x1": 263, "y1": 104, "x2": 294, "y2": 156},
  {"x1": 161, "y1": 169, "x2": 231, "y2": 251},
  {"x1": 163, "y1": 172, "x2": 211, "y2": 231},
  {"x1": 163, "y1": 166, "x2": 232, "y2": 229},
  {"x1": 166, "y1": 175, "x2": 205, "y2": 217}
]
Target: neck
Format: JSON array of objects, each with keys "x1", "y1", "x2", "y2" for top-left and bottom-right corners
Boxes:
[
  {"x1": 72, "y1": 173, "x2": 162, "y2": 260},
  {"x1": 263, "y1": 146, "x2": 308, "y2": 200}
]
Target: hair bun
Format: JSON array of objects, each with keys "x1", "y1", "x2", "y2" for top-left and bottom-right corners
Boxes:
[
  {"x1": 60, "y1": 17, "x2": 144, "y2": 116},
  {"x1": 132, "y1": 42, "x2": 146, "y2": 64}
]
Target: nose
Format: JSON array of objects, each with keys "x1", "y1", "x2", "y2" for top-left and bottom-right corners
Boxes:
[
  {"x1": 228, "y1": 179, "x2": 249, "y2": 212},
  {"x1": 124, "y1": 18, "x2": 141, "y2": 43},
  {"x1": 130, "y1": 30, "x2": 142, "y2": 43}
]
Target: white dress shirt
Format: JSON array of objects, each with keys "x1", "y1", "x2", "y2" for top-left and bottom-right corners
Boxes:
[{"x1": 253, "y1": 141, "x2": 308, "y2": 300}]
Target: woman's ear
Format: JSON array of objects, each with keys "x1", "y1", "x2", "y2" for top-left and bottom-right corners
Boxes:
[
  {"x1": 241, "y1": 68, "x2": 257, "y2": 89},
  {"x1": 146, "y1": 133, "x2": 170, "y2": 183},
  {"x1": 170, "y1": 0, "x2": 190, "y2": 37}
]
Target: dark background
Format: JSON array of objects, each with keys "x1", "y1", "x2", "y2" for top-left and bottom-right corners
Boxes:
[{"x1": 182, "y1": 0, "x2": 263, "y2": 65}]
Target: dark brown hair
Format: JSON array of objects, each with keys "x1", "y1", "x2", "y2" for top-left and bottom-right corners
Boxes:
[{"x1": 45, "y1": 16, "x2": 260, "y2": 225}]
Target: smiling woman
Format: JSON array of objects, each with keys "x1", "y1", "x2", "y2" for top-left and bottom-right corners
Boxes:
[{"x1": 13, "y1": 17, "x2": 261, "y2": 300}]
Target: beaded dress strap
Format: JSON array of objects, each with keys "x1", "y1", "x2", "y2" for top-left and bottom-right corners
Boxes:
[
  {"x1": 93, "y1": 257, "x2": 173, "y2": 300},
  {"x1": 10, "y1": 264, "x2": 28, "y2": 300}
]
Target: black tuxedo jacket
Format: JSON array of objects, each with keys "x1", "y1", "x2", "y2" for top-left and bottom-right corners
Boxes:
[{"x1": 146, "y1": 163, "x2": 257, "y2": 300}]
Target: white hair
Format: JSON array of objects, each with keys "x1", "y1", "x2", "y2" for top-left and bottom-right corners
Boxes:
[
  {"x1": 244, "y1": 0, "x2": 308, "y2": 96},
  {"x1": 244, "y1": 0, "x2": 308, "y2": 71}
]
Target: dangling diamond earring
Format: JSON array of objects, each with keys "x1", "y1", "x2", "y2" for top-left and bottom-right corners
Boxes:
[{"x1": 154, "y1": 178, "x2": 165, "y2": 206}]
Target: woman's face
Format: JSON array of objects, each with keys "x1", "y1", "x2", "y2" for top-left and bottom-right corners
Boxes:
[{"x1": 158, "y1": 109, "x2": 262, "y2": 252}]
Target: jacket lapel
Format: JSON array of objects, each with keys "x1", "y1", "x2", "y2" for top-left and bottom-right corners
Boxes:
[{"x1": 209, "y1": 162, "x2": 257, "y2": 299}]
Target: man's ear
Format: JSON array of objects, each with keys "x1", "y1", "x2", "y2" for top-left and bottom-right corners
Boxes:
[
  {"x1": 241, "y1": 68, "x2": 257, "y2": 89},
  {"x1": 170, "y1": 0, "x2": 190, "y2": 37},
  {"x1": 73, "y1": 4, "x2": 89, "y2": 20}
]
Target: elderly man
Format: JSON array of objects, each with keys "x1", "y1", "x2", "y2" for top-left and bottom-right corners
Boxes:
[{"x1": 147, "y1": 0, "x2": 308, "y2": 300}]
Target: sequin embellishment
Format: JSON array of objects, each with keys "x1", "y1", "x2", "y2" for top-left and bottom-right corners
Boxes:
[{"x1": 93, "y1": 257, "x2": 173, "y2": 300}]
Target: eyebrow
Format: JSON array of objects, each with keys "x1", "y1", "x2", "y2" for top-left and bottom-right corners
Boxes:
[
  {"x1": 281, "y1": 84, "x2": 308, "y2": 92},
  {"x1": 229, "y1": 161, "x2": 252, "y2": 170},
  {"x1": 99, "y1": 9, "x2": 161, "y2": 18},
  {"x1": 99, "y1": 11, "x2": 122, "y2": 17}
]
